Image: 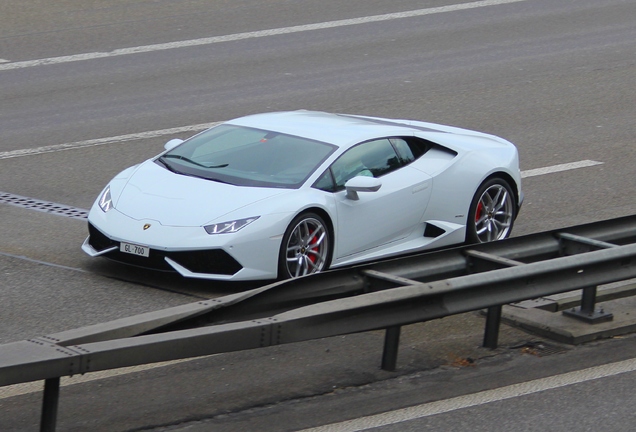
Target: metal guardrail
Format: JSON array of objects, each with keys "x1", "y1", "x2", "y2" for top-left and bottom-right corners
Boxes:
[{"x1": 2, "y1": 215, "x2": 636, "y2": 431}]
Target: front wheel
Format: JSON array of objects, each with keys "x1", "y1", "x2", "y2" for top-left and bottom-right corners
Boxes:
[
  {"x1": 466, "y1": 178, "x2": 515, "y2": 244},
  {"x1": 278, "y1": 212, "x2": 332, "y2": 279}
]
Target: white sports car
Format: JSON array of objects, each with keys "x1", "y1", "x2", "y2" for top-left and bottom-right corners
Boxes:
[{"x1": 82, "y1": 111, "x2": 522, "y2": 281}]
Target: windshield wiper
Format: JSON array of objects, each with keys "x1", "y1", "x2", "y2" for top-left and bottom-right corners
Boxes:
[
  {"x1": 163, "y1": 155, "x2": 228, "y2": 169},
  {"x1": 157, "y1": 158, "x2": 232, "y2": 184},
  {"x1": 162, "y1": 154, "x2": 209, "y2": 168},
  {"x1": 156, "y1": 157, "x2": 184, "y2": 174}
]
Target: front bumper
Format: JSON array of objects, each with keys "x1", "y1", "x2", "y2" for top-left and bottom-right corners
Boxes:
[
  {"x1": 82, "y1": 207, "x2": 288, "y2": 281},
  {"x1": 83, "y1": 223, "x2": 243, "y2": 277}
]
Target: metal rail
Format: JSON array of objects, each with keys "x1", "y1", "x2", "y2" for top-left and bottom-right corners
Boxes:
[{"x1": 2, "y1": 215, "x2": 636, "y2": 431}]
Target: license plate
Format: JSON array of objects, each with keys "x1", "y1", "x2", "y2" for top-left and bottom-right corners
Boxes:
[{"x1": 120, "y1": 242, "x2": 150, "y2": 257}]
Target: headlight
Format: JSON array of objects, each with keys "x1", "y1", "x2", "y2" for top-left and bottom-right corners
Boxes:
[
  {"x1": 204, "y1": 216, "x2": 259, "y2": 234},
  {"x1": 98, "y1": 186, "x2": 113, "y2": 212}
]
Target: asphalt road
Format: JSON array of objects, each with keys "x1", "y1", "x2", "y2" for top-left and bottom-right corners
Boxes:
[{"x1": 1, "y1": 0, "x2": 635, "y2": 430}]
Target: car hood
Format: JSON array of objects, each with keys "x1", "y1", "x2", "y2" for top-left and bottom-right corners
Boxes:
[{"x1": 113, "y1": 160, "x2": 287, "y2": 226}]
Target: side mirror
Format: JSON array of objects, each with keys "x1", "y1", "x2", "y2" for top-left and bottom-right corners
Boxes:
[
  {"x1": 344, "y1": 176, "x2": 381, "y2": 200},
  {"x1": 164, "y1": 138, "x2": 184, "y2": 151}
]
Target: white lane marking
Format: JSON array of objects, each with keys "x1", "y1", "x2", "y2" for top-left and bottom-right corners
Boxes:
[
  {"x1": 521, "y1": 160, "x2": 604, "y2": 178},
  {"x1": 299, "y1": 357, "x2": 636, "y2": 432},
  {"x1": 0, "y1": 0, "x2": 526, "y2": 72},
  {"x1": 0, "y1": 122, "x2": 220, "y2": 160}
]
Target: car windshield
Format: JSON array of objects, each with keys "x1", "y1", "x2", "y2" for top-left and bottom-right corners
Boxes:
[{"x1": 158, "y1": 124, "x2": 337, "y2": 188}]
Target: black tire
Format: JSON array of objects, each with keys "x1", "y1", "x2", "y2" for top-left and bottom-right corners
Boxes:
[
  {"x1": 466, "y1": 178, "x2": 516, "y2": 244},
  {"x1": 278, "y1": 212, "x2": 332, "y2": 279}
]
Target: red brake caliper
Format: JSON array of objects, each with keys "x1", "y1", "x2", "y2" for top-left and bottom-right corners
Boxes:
[
  {"x1": 308, "y1": 230, "x2": 318, "y2": 264},
  {"x1": 475, "y1": 202, "x2": 483, "y2": 221}
]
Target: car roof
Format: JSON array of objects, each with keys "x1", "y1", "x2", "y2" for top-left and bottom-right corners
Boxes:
[{"x1": 225, "y1": 110, "x2": 442, "y2": 148}]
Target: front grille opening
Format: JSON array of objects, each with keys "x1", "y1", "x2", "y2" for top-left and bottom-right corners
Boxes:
[
  {"x1": 167, "y1": 250, "x2": 243, "y2": 275},
  {"x1": 88, "y1": 223, "x2": 116, "y2": 251}
]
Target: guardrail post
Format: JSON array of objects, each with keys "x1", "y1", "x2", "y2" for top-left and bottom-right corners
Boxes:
[
  {"x1": 563, "y1": 285, "x2": 614, "y2": 324},
  {"x1": 40, "y1": 377, "x2": 60, "y2": 432},
  {"x1": 381, "y1": 326, "x2": 401, "y2": 371},
  {"x1": 482, "y1": 305, "x2": 502, "y2": 349}
]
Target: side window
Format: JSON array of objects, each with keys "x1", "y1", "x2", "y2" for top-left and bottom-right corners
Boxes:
[
  {"x1": 403, "y1": 136, "x2": 431, "y2": 160},
  {"x1": 312, "y1": 137, "x2": 434, "y2": 193},
  {"x1": 330, "y1": 139, "x2": 401, "y2": 190},
  {"x1": 390, "y1": 138, "x2": 415, "y2": 163},
  {"x1": 313, "y1": 169, "x2": 335, "y2": 192}
]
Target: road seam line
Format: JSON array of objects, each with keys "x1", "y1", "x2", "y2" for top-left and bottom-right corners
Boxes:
[{"x1": 0, "y1": 356, "x2": 210, "y2": 399}]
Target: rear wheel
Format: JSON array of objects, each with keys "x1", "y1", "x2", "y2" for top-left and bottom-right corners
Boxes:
[
  {"x1": 467, "y1": 178, "x2": 515, "y2": 243},
  {"x1": 278, "y1": 212, "x2": 331, "y2": 279}
]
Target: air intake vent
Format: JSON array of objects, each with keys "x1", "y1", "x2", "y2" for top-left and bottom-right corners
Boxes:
[{"x1": 424, "y1": 223, "x2": 446, "y2": 238}]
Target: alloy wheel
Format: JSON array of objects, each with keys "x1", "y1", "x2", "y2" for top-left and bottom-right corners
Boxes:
[
  {"x1": 473, "y1": 183, "x2": 514, "y2": 242},
  {"x1": 284, "y1": 216, "x2": 329, "y2": 278}
]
